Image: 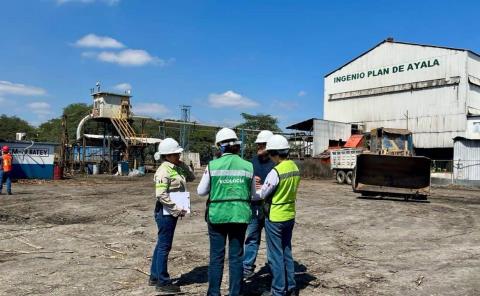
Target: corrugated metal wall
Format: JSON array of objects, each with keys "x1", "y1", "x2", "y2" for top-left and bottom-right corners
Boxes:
[
  {"x1": 313, "y1": 120, "x2": 351, "y2": 156},
  {"x1": 453, "y1": 138, "x2": 480, "y2": 181}
]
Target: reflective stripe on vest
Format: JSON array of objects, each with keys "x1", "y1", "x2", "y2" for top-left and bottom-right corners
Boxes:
[
  {"x1": 207, "y1": 154, "x2": 253, "y2": 224},
  {"x1": 209, "y1": 170, "x2": 253, "y2": 178},
  {"x1": 2, "y1": 154, "x2": 12, "y2": 172},
  {"x1": 154, "y1": 162, "x2": 181, "y2": 191},
  {"x1": 268, "y1": 160, "x2": 300, "y2": 222}
]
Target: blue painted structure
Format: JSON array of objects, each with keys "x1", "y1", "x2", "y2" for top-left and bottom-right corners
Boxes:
[
  {"x1": 72, "y1": 146, "x2": 120, "y2": 163},
  {"x1": 0, "y1": 140, "x2": 58, "y2": 180}
]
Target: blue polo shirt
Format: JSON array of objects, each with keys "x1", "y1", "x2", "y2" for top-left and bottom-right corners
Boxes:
[{"x1": 251, "y1": 154, "x2": 275, "y2": 185}]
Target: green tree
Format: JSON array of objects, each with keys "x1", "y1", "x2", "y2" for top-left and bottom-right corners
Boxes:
[
  {"x1": 63, "y1": 103, "x2": 93, "y2": 139},
  {"x1": 236, "y1": 113, "x2": 282, "y2": 159},
  {"x1": 37, "y1": 103, "x2": 93, "y2": 143},
  {"x1": 0, "y1": 114, "x2": 36, "y2": 140},
  {"x1": 236, "y1": 113, "x2": 282, "y2": 132},
  {"x1": 36, "y1": 118, "x2": 62, "y2": 142}
]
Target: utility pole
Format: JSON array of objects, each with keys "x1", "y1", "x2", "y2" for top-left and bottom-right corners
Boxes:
[{"x1": 179, "y1": 105, "x2": 191, "y2": 151}]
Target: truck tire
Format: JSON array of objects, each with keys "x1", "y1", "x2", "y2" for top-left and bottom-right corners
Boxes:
[
  {"x1": 336, "y1": 170, "x2": 346, "y2": 184},
  {"x1": 346, "y1": 171, "x2": 353, "y2": 185}
]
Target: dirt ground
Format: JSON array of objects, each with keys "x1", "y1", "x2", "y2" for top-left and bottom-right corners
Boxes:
[{"x1": 1, "y1": 174, "x2": 479, "y2": 296}]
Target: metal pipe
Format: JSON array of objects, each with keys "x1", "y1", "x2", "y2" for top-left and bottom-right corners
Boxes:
[{"x1": 76, "y1": 114, "x2": 93, "y2": 140}]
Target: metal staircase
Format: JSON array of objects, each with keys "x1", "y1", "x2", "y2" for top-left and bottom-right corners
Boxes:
[{"x1": 110, "y1": 109, "x2": 144, "y2": 147}]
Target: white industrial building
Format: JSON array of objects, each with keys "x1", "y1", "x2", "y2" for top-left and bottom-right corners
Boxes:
[
  {"x1": 453, "y1": 137, "x2": 480, "y2": 185},
  {"x1": 286, "y1": 118, "x2": 351, "y2": 157},
  {"x1": 323, "y1": 38, "x2": 480, "y2": 159}
]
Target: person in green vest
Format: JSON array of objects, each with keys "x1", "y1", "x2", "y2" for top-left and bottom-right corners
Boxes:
[
  {"x1": 256, "y1": 135, "x2": 300, "y2": 296},
  {"x1": 197, "y1": 127, "x2": 256, "y2": 296}
]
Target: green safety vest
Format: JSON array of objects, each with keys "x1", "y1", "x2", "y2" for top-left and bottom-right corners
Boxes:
[
  {"x1": 267, "y1": 160, "x2": 300, "y2": 222},
  {"x1": 207, "y1": 153, "x2": 253, "y2": 224}
]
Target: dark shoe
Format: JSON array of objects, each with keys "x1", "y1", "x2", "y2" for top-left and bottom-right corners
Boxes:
[
  {"x1": 156, "y1": 283, "x2": 181, "y2": 294},
  {"x1": 7, "y1": 192, "x2": 12, "y2": 195},
  {"x1": 148, "y1": 278, "x2": 158, "y2": 286},
  {"x1": 243, "y1": 269, "x2": 255, "y2": 280},
  {"x1": 287, "y1": 289, "x2": 299, "y2": 296}
]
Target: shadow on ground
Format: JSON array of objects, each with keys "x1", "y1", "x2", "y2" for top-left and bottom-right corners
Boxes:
[
  {"x1": 357, "y1": 195, "x2": 430, "y2": 203},
  {"x1": 175, "y1": 265, "x2": 209, "y2": 286},
  {"x1": 242, "y1": 261, "x2": 317, "y2": 296}
]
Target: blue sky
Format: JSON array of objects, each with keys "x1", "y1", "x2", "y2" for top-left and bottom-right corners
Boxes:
[{"x1": 1, "y1": 0, "x2": 480, "y2": 129}]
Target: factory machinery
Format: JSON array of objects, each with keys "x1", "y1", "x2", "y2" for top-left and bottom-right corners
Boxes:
[{"x1": 331, "y1": 128, "x2": 431, "y2": 200}]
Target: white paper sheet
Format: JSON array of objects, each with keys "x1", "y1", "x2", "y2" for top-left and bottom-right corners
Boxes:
[{"x1": 163, "y1": 192, "x2": 191, "y2": 215}]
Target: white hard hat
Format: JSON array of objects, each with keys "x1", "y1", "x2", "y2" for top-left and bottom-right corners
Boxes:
[
  {"x1": 157, "y1": 138, "x2": 184, "y2": 156},
  {"x1": 215, "y1": 128, "x2": 240, "y2": 145},
  {"x1": 266, "y1": 135, "x2": 290, "y2": 151},
  {"x1": 255, "y1": 130, "x2": 274, "y2": 144}
]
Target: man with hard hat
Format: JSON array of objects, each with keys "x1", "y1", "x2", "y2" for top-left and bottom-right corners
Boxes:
[
  {"x1": 149, "y1": 138, "x2": 194, "y2": 294},
  {"x1": 197, "y1": 127, "x2": 256, "y2": 296},
  {"x1": 243, "y1": 130, "x2": 275, "y2": 280},
  {"x1": 0, "y1": 146, "x2": 13, "y2": 195},
  {"x1": 256, "y1": 135, "x2": 300, "y2": 296}
]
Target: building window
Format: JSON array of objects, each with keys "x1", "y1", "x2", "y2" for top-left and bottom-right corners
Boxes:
[{"x1": 474, "y1": 122, "x2": 480, "y2": 134}]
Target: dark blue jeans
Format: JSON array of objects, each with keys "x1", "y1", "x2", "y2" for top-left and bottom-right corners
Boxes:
[
  {"x1": 207, "y1": 223, "x2": 247, "y2": 296},
  {"x1": 243, "y1": 204, "x2": 265, "y2": 273},
  {"x1": 150, "y1": 212, "x2": 178, "y2": 285},
  {"x1": 265, "y1": 218, "x2": 296, "y2": 296},
  {"x1": 0, "y1": 171, "x2": 11, "y2": 194}
]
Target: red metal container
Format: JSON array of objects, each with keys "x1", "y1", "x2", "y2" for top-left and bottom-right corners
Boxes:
[{"x1": 53, "y1": 165, "x2": 63, "y2": 180}]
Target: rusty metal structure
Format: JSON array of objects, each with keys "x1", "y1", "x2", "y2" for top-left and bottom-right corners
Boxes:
[
  {"x1": 74, "y1": 84, "x2": 149, "y2": 174},
  {"x1": 352, "y1": 128, "x2": 431, "y2": 199}
]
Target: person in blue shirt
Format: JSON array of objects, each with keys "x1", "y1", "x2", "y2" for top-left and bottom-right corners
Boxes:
[{"x1": 243, "y1": 130, "x2": 275, "y2": 279}]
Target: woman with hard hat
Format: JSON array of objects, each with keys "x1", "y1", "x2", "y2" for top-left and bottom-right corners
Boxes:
[
  {"x1": 256, "y1": 135, "x2": 300, "y2": 296},
  {"x1": 149, "y1": 138, "x2": 195, "y2": 294},
  {"x1": 197, "y1": 127, "x2": 256, "y2": 296}
]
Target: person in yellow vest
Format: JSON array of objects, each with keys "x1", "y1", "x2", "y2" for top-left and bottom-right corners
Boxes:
[
  {"x1": 0, "y1": 146, "x2": 13, "y2": 195},
  {"x1": 149, "y1": 138, "x2": 195, "y2": 294},
  {"x1": 256, "y1": 135, "x2": 300, "y2": 296},
  {"x1": 197, "y1": 127, "x2": 256, "y2": 296}
]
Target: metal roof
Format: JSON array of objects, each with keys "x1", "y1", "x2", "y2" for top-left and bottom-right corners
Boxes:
[
  {"x1": 0, "y1": 139, "x2": 59, "y2": 146},
  {"x1": 285, "y1": 118, "x2": 318, "y2": 131},
  {"x1": 91, "y1": 91, "x2": 131, "y2": 98},
  {"x1": 286, "y1": 118, "x2": 351, "y2": 131},
  {"x1": 324, "y1": 38, "x2": 480, "y2": 77},
  {"x1": 454, "y1": 136, "x2": 480, "y2": 142}
]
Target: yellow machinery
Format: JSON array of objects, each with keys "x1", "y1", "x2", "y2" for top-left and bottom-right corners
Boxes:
[{"x1": 353, "y1": 128, "x2": 431, "y2": 200}]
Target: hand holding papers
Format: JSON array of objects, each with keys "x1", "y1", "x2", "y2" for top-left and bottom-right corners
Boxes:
[{"x1": 164, "y1": 192, "x2": 191, "y2": 215}]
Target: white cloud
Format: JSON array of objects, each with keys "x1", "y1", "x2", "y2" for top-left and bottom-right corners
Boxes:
[
  {"x1": 57, "y1": 0, "x2": 120, "y2": 6},
  {"x1": 84, "y1": 49, "x2": 164, "y2": 66},
  {"x1": 298, "y1": 90, "x2": 307, "y2": 97},
  {"x1": 28, "y1": 102, "x2": 53, "y2": 116},
  {"x1": 80, "y1": 51, "x2": 97, "y2": 58},
  {"x1": 208, "y1": 90, "x2": 259, "y2": 109},
  {"x1": 0, "y1": 81, "x2": 46, "y2": 96},
  {"x1": 133, "y1": 103, "x2": 170, "y2": 117},
  {"x1": 272, "y1": 100, "x2": 299, "y2": 109},
  {"x1": 113, "y1": 83, "x2": 132, "y2": 92},
  {"x1": 75, "y1": 34, "x2": 125, "y2": 49}
]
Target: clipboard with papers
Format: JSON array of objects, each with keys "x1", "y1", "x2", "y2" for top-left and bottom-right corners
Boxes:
[{"x1": 163, "y1": 192, "x2": 191, "y2": 215}]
